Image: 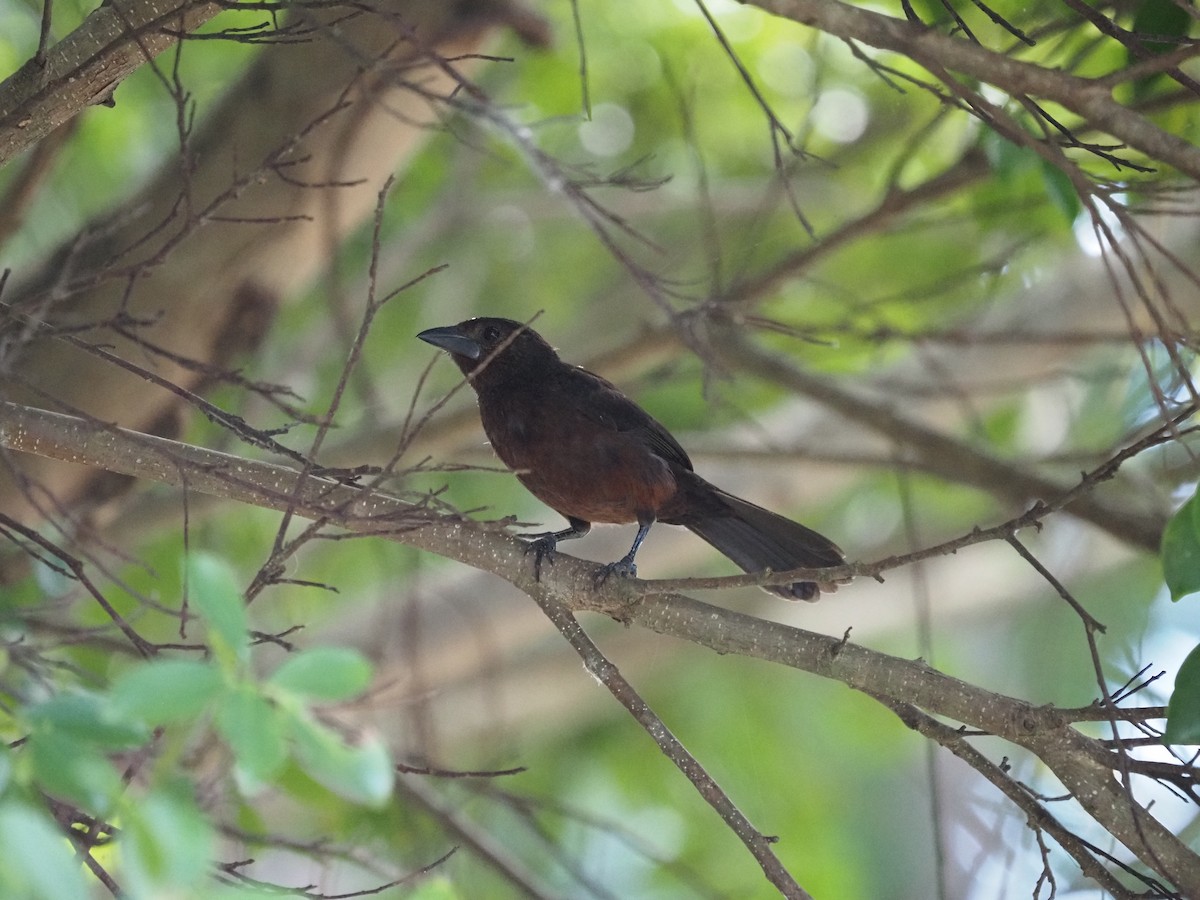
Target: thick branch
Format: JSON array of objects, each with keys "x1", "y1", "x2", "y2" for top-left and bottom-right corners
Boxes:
[
  {"x1": 0, "y1": 400, "x2": 1148, "y2": 729},
  {"x1": 0, "y1": 0, "x2": 221, "y2": 168},
  {"x1": 2, "y1": 399, "x2": 1197, "y2": 892},
  {"x1": 748, "y1": 0, "x2": 1200, "y2": 180},
  {"x1": 882, "y1": 697, "x2": 1139, "y2": 897}
]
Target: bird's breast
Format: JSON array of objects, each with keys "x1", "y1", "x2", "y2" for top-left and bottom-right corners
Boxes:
[{"x1": 480, "y1": 395, "x2": 676, "y2": 523}]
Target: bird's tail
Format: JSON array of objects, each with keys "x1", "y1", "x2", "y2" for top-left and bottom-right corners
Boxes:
[{"x1": 683, "y1": 488, "x2": 845, "y2": 601}]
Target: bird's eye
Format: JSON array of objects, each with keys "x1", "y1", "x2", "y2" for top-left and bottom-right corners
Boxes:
[{"x1": 483, "y1": 325, "x2": 501, "y2": 342}]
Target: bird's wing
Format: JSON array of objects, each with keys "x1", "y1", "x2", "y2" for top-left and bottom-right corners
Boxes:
[{"x1": 564, "y1": 366, "x2": 694, "y2": 471}]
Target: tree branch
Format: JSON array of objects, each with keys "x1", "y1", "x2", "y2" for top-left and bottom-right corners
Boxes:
[
  {"x1": 2, "y1": 398, "x2": 1198, "y2": 892},
  {"x1": 708, "y1": 329, "x2": 1170, "y2": 552},
  {"x1": 0, "y1": 0, "x2": 221, "y2": 168},
  {"x1": 528, "y1": 588, "x2": 813, "y2": 899},
  {"x1": 748, "y1": 0, "x2": 1200, "y2": 180}
]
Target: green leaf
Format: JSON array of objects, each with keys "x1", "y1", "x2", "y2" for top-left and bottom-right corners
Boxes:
[
  {"x1": 185, "y1": 552, "x2": 249, "y2": 666},
  {"x1": 110, "y1": 658, "x2": 225, "y2": 726},
  {"x1": 0, "y1": 801, "x2": 90, "y2": 900},
  {"x1": 26, "y1": 691, "x2": 147, "y2": 749},
  {"x1": 215, "y1": 685, "x2": 289, "y2": 786},
  {"x1": 1162, "y1": 491, "x2": 1200, "y2": 600},
  {"x1": 119, "y1": 780, "x2": 215, "y2": 897},
  {"x1": 981, "y1": 136, "x2": 1079, "y2": 228},
  {"x1": 1130, "y1": 0, "x2": 1192, "y2": 100},
  {"x1": 269, "y1": 647, "x2": 373, "y2": 702},
  {"x1": 1165, "y1": 643, "x2": 1200, "y2": 744},
  {"x1": 28, "y1": 731, "x2": 121, "y2": 812},
  {"x1": 981, "y1": 129, "x2": 1025, "y2": 180},
  {"x1": 24, "y1": 693, "x2": 134, "y2": 811},
  {"x1": 1039, "y1": 159, "x2": 1081, "y2": 225},
  {"x1": 288, "y1": 712, "x2": 394, "y2": 807},
  {"x1": 1131, "y1": 0, "x2": 1190, "y2": 56}
]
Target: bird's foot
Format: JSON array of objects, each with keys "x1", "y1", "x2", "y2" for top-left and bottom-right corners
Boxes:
[
  {"x1": 594, "y1": 555, "x2": 637, "y2": 588},
  {"x1": 520, "y1": 533, "x2": 558, "y2": 582}
]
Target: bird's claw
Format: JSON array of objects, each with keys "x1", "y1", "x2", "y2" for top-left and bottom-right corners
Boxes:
[
  {"x1": 521, "y1": 534, "x2": 557, "y2": 582},
  {"x1": 594, "y1": 556, "x2": 637, "y2": 588}
]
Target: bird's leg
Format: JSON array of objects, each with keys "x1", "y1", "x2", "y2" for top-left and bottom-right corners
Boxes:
[
  {"x1": 519, "y1": 517, "x2": 590, "y2": 581},
  {"x1": 595, "y1": 516, "x2": 654, "y2": 586}
]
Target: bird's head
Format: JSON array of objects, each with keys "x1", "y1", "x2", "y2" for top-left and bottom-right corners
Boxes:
[{"x1": 417, "y1": 317, "x2": 557, "y2": 379}]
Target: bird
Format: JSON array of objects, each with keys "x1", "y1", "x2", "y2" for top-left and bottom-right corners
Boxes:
[{"x1": 417, "y1": 317, "x2": 846, "y2": 600}]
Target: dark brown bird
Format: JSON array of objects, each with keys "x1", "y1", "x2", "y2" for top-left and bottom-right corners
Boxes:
[{"x1": 418, "y1": 317, "x2": 845, "y2": 600}]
